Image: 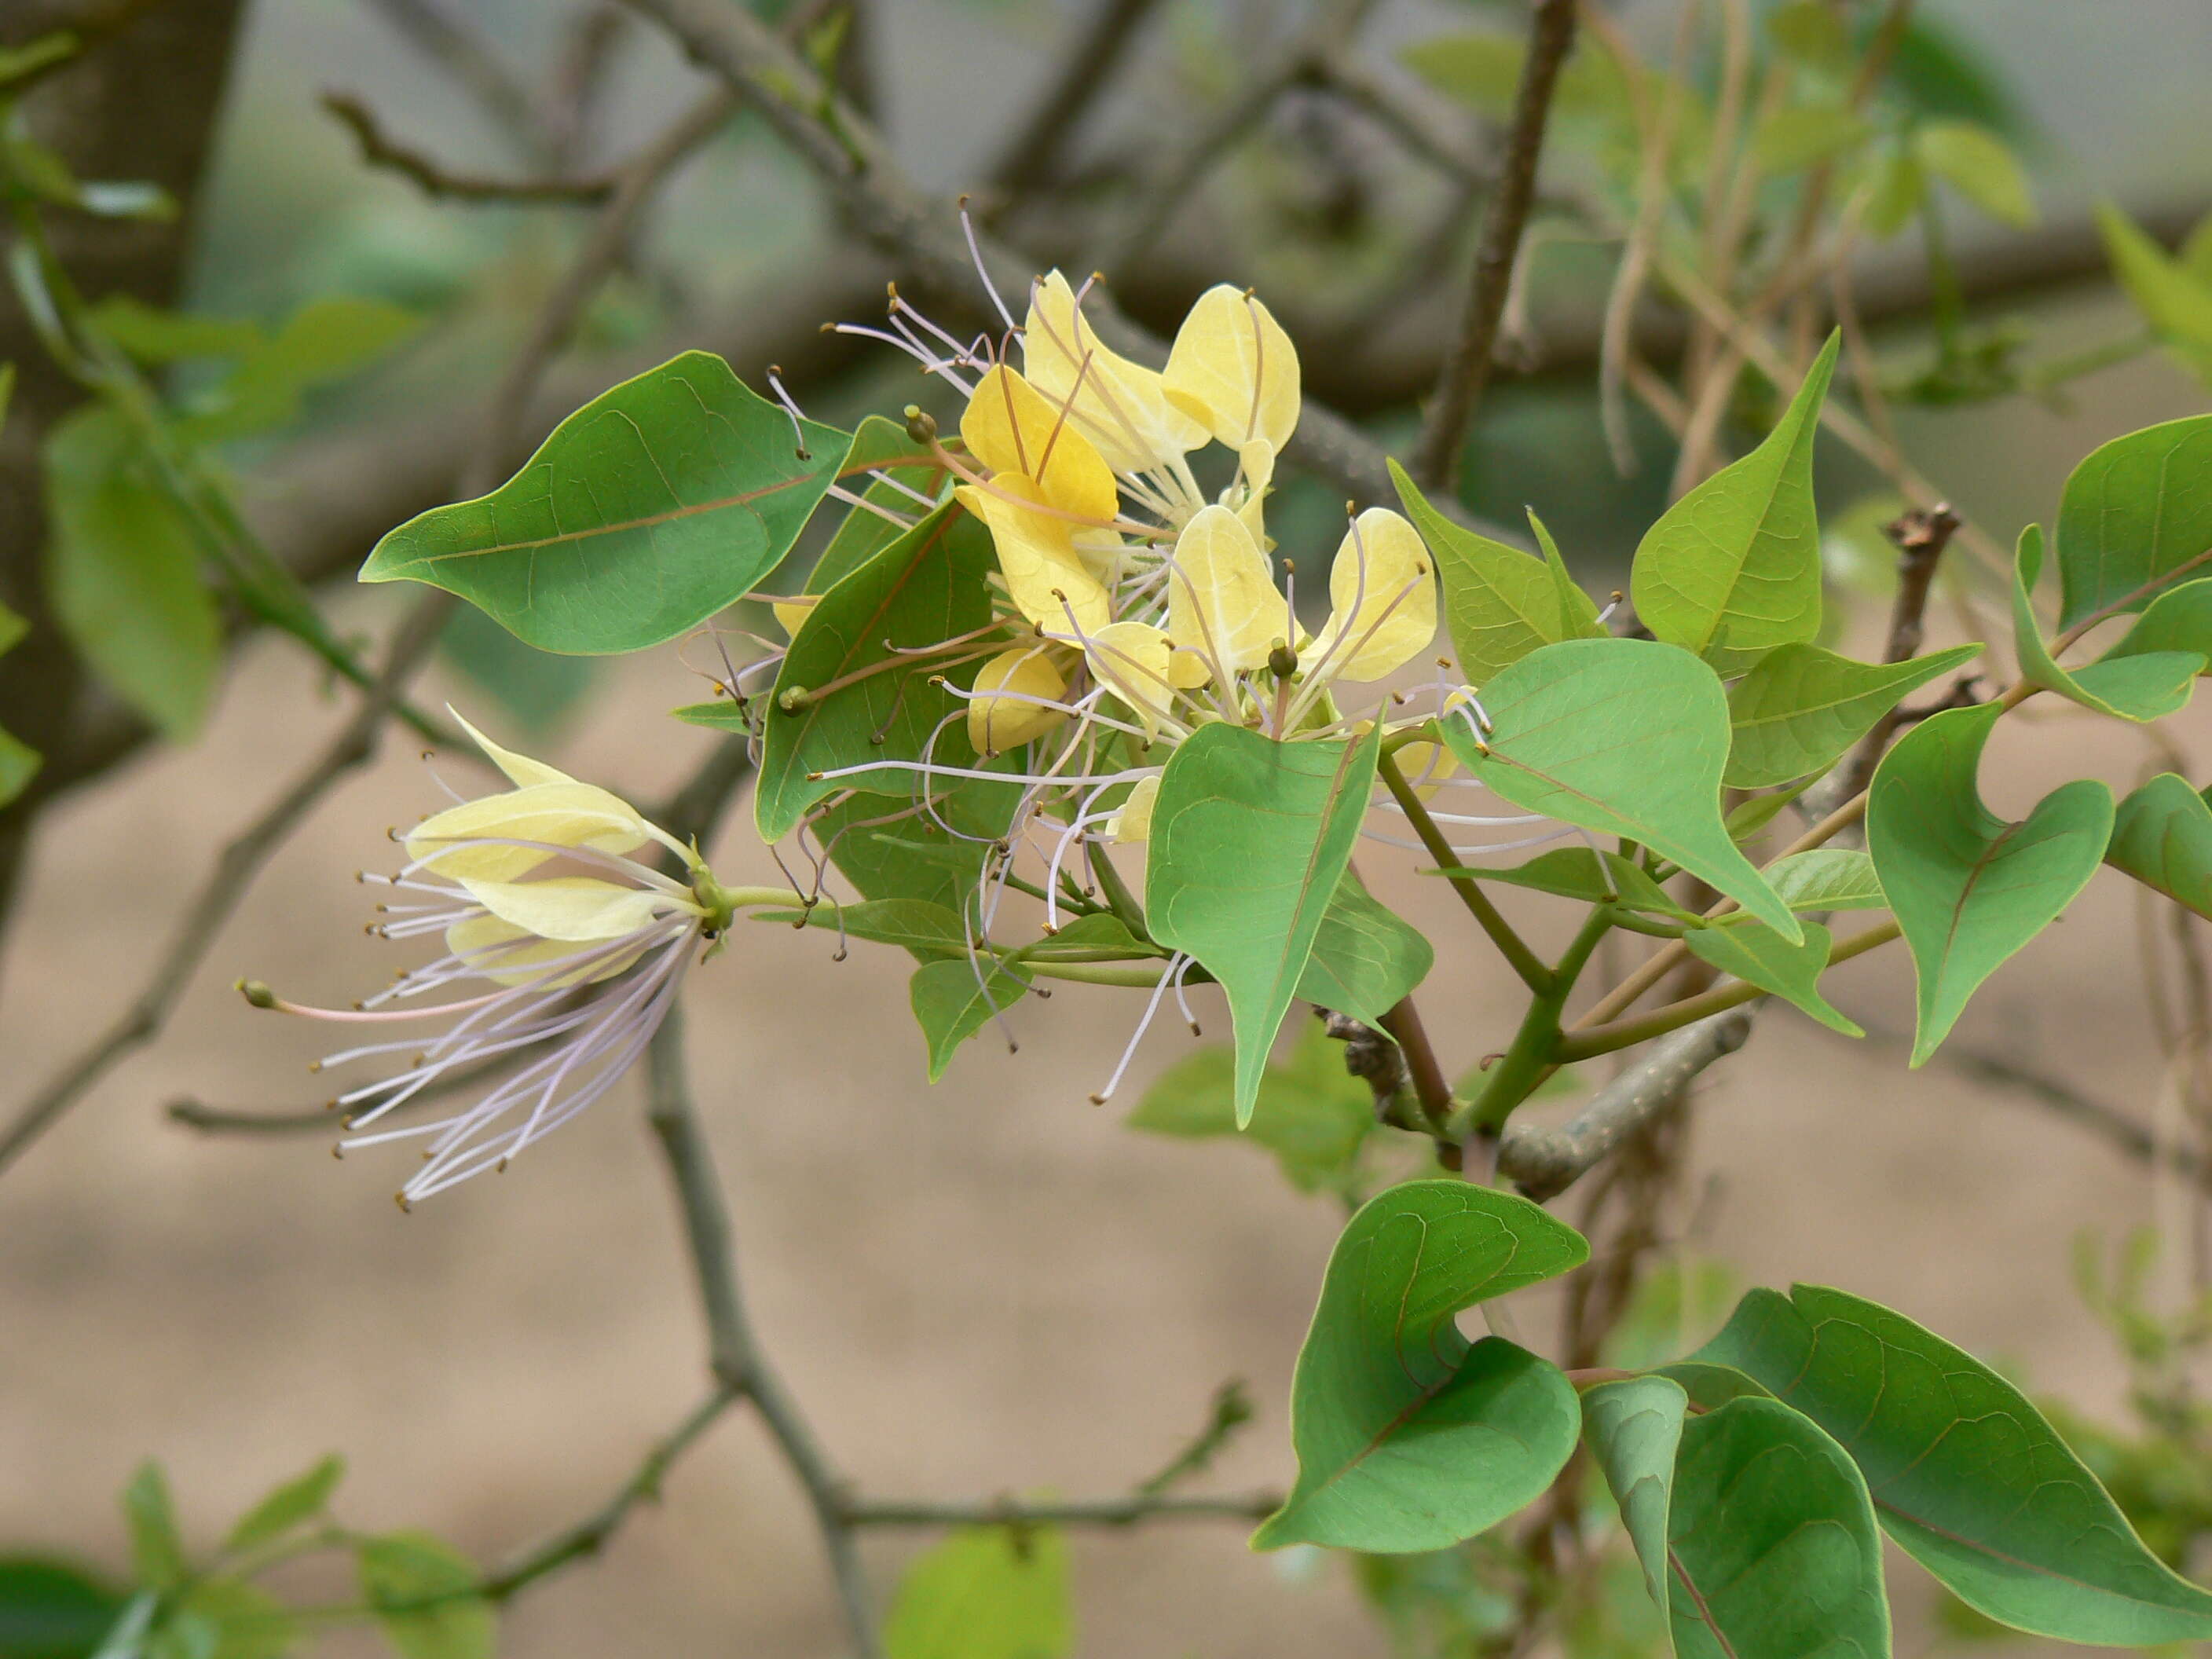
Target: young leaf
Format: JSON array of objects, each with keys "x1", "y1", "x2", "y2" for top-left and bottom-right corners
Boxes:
[
  {"x1": 1697, "y1": 1284, "x2": 2212, "y2": 1642},
  {"x1": 1442, "y1": 847, "x2": 1697, "y2": 921},
  {"x1": 751, "y1": 898, "x2": 968, "y2": 958},
  {"x1": 1724, "y1": 642, "x2": 1980, "y2": 788},
  {"x1": 222, "y1": 1456, "x2": 344, "y2": 1554},
  {"x1": 1441, "y1": 638, "x2": 1800, "y2": 939},
  {"x1": 177, "y1": 295, "x2": 422, "y2": 445},
  {"x1": 1128, "y1": 1023, "x2": 1373, "y2": 1194},
  {"x1": 1763, "y1": 848, "x2": 1888, "y2": 912},
  {"x1": 754, "y1": 504, "x2": 1001, "y2": 841},
  {"x1": 156, "y1": 1576, "x2": 295, "y2": 1659},
  {"x1": 1147, "y1": 723, "x2": 1382, "y2": 1127},
  {"x1": 121, "y1": 1462, "x2": 185, "y2": 1591},
  {"x1": 2054, "y1": 413, "x2": 2212, "y2": 632},
  {"x1": 1390, "y1": 460, "x2": 1600, "y2": 682},
  {"x1": 1916, "y1": 120, "x2": 2035, "y2": 228},
  {"x1": 1667, "y1": 1397, "x2": 1892, "y2": 1657},
  {"x1": 1724, "y1": 783, "x2": 1806, "y2": 844},
  {"x1": 2096, "y1": 203, "x2": 2212, "y2": 383},
  {"x1": 2105, "y1": 576, "x2": 2212, "y2": 663},
  {"x1": 357, "y1": 1532, "x2": 494, "y2": 1659},
  {"x1": 1752, "y1": 104, "x2": 1872, "y2": 174},
  {"x1": 1294, "y1": 873, "x2": 1434, "y2": 1027},
  {"x1": 1867, "y1": 701, "x2": 2111, "y2": 1064},
  {"x1": 910, "y1": 958, "x2": 1033, "y2": 1081},
  {"x1": 1629, "y1": 332, "x2": 1839, "y2": 672},
  {"x1": 1252, "y1": 1181, "x2": 1588, "y2": 1552},
  {"x1": 44, "y1": 406, "x2": 221, "y2": 742},
  {"x1": 2012, "y1": 526, "x2": 2200, "y2": 721},
  {"x1": 1580, "y1": 1375, "x2": 1686, "y2": 1619},
  {"x1": 883, "y1": 1525, "x2": 1072, "y2": 1659},
  {"x1": 0, "y1": 598, "x2": 38, "y2": 808},
  {"x1": 2105, "y1": 773, "x2": 2212, "y2": 919},
  {"x1": 1685, "y1": 919, "x2": 1862, "y2": 1035},
  {"x1": 362, "y1": 351, "x2": 844, "y2": 653}
]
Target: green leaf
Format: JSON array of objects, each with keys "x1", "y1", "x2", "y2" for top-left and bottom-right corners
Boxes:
[
  {"x1": 1763, "y1": 847, "x2": 1888, "y2": 911},
  {"x1": 363, "y1": 350, "x2": 844, "y2": 654},
  {"x1": 44, "y1": 406, "x2": 220, "y2": 742},
  {"x1": 1916, "y1": 120, "x2": 2035, "y2": 228},
  {"x1": 2106, "y1": 576, "x2": 2212, "y2": 663},
  {"x1": 1724, "y1": 784, "x2": 1806, "y2": 844},
  {"x1": 2105, "y1": 773, "x2": 2212, "y2": 919},
  {"x1": 1725, "y1": 642, "x2": 1980, "y2": 788},
  {"x1": 1397, "y1": 31, "x2": 1631, "y2": 123},
  {"x1": 1630, "y1": 332, "x2": 1838, "y2": 672},
  {"x1": 357, "y1": 1532, "x2": 494, "y2": 1659},
  {"x1": 1667, "y1": 1396, "x2": 1892, "y2": 1657},
  {"x1": 1864, "y1": 147, "x2": 1927, "y2": 239},
  {"x1": 222, "y1": 1456, "x2": 344, "y2": 1554},
  {"x1": 1019, "y1": 911, "x2": 1152, "y2": 962},
  {"x1": 83, "y1": 295, "x2": 264, "y2": 365},
  {"x1": 1442, "y1": 848, "x2": 1697, "y2": 921},
  {"x1": 1295, "y1": 872, "x2": 1434, "y2": 1026},
  {"x1": 2055, "y1": 413, "x2": 2212, "y2": 631},
  {"x1": 2097, "y1": 203, "x2": 2212, "y2": 380},
  {"x1": 781, "y1": 414, "x2": 940, "y2": 606},
  {"x1": 1147, "y1": 723, "x2": 1381, "y2": 1128},
  {"x1": 1127, "y1": 1022, "x2": 1373, "y2": 1193},
  {"x1": 1392, "y1": 461, "x2": 1601, "y2": 681},
  {"x1": 883, "y1": 1525, "x2": 1072, "y2": 1659},
  {"x1": 0, "y1": 34, "x2": 79, "y2": 86},
  {"x1": 0, "y1": 1556, "x2": 123, "y2": 1659},
  {"x1": 150, "y1": 1579, "x2": 293, "y2": 1659},
  {"x1": 0, "y1": 727, "x2": 35, "y2": 809},
  {"x1": 1253, "y1": 1181, "x2": 1588, "y2": 1551},
  {"x1": 1580, "y1": 1376, "x2": 1686, "y2": 1620},
  {"x1": 120, "y1": 1463, "x2": 185, "y2": 1591},
  {"x1": 1868, "y1": 701, "x2": 2111, "y2": 1065},
  {"x1": 175, "y1": 296, "x2": 421, "y2": 444},
  {"x1": 2012, "y1": 526, "x2": 2199, "y2": 721},
  {"x1": 1697, "y1": 1284, "x2": 2212, "y2": 1643},
  {"x1": 910, "y1": 957, "x2": 1032, "y2": 1081},
  {"x1": 1686, "y1": 918, "x2": 1862, "y2": 1035},
  {"x1": 754, "y1": 503, "x2": 999, "y2": 841},
  {"x1": 1753, "y1": 104, "x2": 1873, "y2": 174},
  {"x1": 753, "y1": 897, "x2": 968, "y2": 958},
  {"x1": 1766, "y1": 2, "x2": 1848, "y2": 67},
  {"x1": 1441, "y1": 638, "x2": 1800, "y2": 939},
  {"x1": 808, "y1": 779, "x2": 1020, "y2": 928}
]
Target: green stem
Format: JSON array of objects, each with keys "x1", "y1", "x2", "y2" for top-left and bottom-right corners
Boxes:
[
  {"x1": 1459, "y1": 907, "x2": 1613, "y2": 1136},
  {"x1": 1025, "y1": 959, "x2": 1179, "y2": 988},
  {"x1": 1555, "y1": 917, "x2": 1901, "y2": 1060},
  {"x1": 1377, "y1": 749, "x2": 1552, "y2": 993}
]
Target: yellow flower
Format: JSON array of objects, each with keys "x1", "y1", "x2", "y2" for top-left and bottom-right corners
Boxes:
[
  {"x1": 1166, "y1": 504, "x2": 1281, "y2": 681},
  {"x1": 1021, "y1": 272, "x2": 1204, "y2": 478},
  {"x1": 1313, "y1": 508, "x2": 1437, "y2": 682},
  {"x1": 1163, "y1": 286, "x2": 1300, "y2": 454}
]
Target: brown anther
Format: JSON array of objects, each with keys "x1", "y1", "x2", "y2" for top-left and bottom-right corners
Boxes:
[
  {"x1": 306, "y1": 1060, "x2": 322, "y2": 1074},
  {"x1": 1088, "y1": 1092, "x2": 1108, "y2": 1105}
]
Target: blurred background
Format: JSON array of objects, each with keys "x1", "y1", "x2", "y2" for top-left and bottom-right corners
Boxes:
[{"x1": 3, "y1": 0, "x2": 2211, "y2": 1653}]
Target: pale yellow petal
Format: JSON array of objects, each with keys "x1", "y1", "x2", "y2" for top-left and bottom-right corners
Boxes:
[
  {"x1": 456, "y1": 873, "x2": 687, "y2": 942},
  {"x1": 1230, "y1": 439, "x2": 1275, "y2": 546},
  {"x1": 1108, "y1": 774, "x2": 1160, "y2": 844},
  {"x1": 967, "y1": 646, "x2": 1071, "y2": 756},
  {"x1": 445, "y1": 912, "x2": 652, "y2": 990},
  {"x1": 1321, "y1": 507, "x2": 1437, "y2": 681},
  {"x1": 959, "y1": 366, "x2": 1119, "y2": 523},
  {"x1": 1020, "y1": 271, "x2": 1205, "y2": 476},
  {"x1": 1391, "y1": 740, "x2": 1459, "y2": 801},
  {"x1": 405, "y1": 782, "x2": 654, "y2": 883},
  {"x1": 771, "y1": 594, "x2": 816, "y2": 639},
  {"x1": 1085, "y1": 621, "x2": 1177, "y2": 738},
  {"x1": 955, "y1": 480, "x2": 1112, "y2": 635},
  {"x1": 1163, "y1": 286, "x2": 1300, "y2": 452},
  {"x1": 450, "y1": 708, "x2": 574, "y2": 789},
  {"x1": 1166, "y1": 504, "x2": 1280, "y2": 677}
]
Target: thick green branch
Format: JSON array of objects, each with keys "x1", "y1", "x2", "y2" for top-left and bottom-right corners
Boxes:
[{"x1": 1378, "y1": 749, "x2": 1551, "y2": 992}]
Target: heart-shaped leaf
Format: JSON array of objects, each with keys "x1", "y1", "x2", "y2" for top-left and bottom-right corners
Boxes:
[
  {"x1": 2013, "y1": 525, "x2": 2200, "y2": 720},
  {"x1": 1685, "y1": 918, "x2": 1862, "y2": 1035},
  {"x1": 1147, "y1": 723, "x2": 1382, "y2": 1127},
  {"x1": 2106, "y1": 772, "x2": 2212, "y2": 918},
  {"x1": 363, "y1": 351, "x2": 844, "y2": 653},
  {"x1": 1581, "y1": 1375, "x2": 1686, "y2": 1617},
  {"x1": 1763, "y1": 847, "x2": 1888, "y2": 912},
  {"x1": 1254, "y1": 1181, "x2": 1587, "y2": 1551},
  {"x1": 1443, "y1": 637, "x2": 1799, "y2": 939},
  {"x1": 755, "y1": 504, "x2": 1003, "y2": 841},
  {"x1": 1697, "y1": 1284, "x2": 2212, "y2": 1643},
  {"x1": 1867, "y1": 701, "x2": 2112, "y2": 1064},
  {"x1": 2054, "y1": 412, "x2": 2212, "y2": 632},
  {"x1": 1725, "y1": 641, "x2": 1980, "y2": 787},
  {"x1": 1631, "y1": 333, "x2": 1838, "y2": 672}
]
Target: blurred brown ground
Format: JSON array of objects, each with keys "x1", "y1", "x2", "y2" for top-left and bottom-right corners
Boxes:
[{"x1": 2, "y1": 556, "x2": 2207, "y2": 1654}]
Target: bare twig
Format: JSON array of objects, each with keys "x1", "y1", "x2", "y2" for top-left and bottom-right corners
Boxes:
[
  {"x1": 165, "y1": 1102, "x2": 345, "y2": 1135},
  {"x1": 985, "y1": 0, "x2": 1166, "y2": 199},
  {"x1": 320, "y1": 92, "x2": 617, "y2": 203},
  {"x1": 1498, "y1": 1009, "x2": 1755, "y2": 1202},
  {"x1": 845, "y1": 1492, "x2": 1280, "y2": 1528},
  {"x1": 482, "y1": 1384, "x2": 743, "y2": 1600},
  {"x1": 1097, "y1": 0, "x2": 1377, "y2": 276},
  {"x1": 0, "y1": 591, "x2": 455, "y2": 1178},
  {"x1": 1408, "y1": 0, "x2": 1577, "y2": 489},
  {"x1": 644, "y1": 1008, "x2": 879, "y2": 1657}
]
